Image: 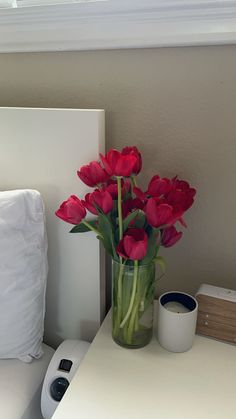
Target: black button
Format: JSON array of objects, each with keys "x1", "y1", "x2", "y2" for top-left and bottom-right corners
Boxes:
[
  {"x1": 50, "y1": 377, "x2": 70, "y2": 402},
  {"x1": 58, "y1": 359, "x2": 73, "y2": 372}
]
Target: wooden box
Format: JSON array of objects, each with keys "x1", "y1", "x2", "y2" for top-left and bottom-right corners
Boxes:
[{"x1": 196, "y1": 284, "x2": 236, "y2": 344}]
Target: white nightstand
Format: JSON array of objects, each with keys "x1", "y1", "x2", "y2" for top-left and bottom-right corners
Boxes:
[{"x1": 52, "y1": 304, "x2": 235, "y2": 419}]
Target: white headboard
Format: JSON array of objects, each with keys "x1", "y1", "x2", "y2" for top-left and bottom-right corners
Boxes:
[{"x1": 0, "y1": 107, "x2": 105, "y2": 348}]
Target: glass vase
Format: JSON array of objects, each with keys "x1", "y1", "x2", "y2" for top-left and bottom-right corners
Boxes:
[{"x1": 112, "y1": 259, "x2": 156, "y2": 349}]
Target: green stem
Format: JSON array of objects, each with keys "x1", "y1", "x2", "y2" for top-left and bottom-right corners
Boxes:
[
  {"x1": 108, "y1": 215, "x2": 117, "y2": 259},
  {"x1": 120, "y1": 260, "x2": 138, "y2": 329},
  {"x1": 82, "y1": 220, "x2": 102, "y2": 237},
  {"x1": 126, "y1": 262, "x2": 141, "y2": 342},
  {"x1": 113, "y1": 261, "x2": 125, "y2": 337},
  {"x1": 117, "y1": 176, "x2": 123, "y2": 240},
  {"x1": 130, "y1": 175, "x2": 137, "y2": 198},
  {"x1": 131, "y1": 175, "x2": 137, "y2": 187},
  {"x1": 127, "y1": 303, "x2": 139, "y2": 344},
  {"x1": 134, "y1": 308, "x2": 139, "y2": 332},
  {"x1": 139, "y1": 285, "x2": 147, "y2": 312},
  {"x1": 113, "y1": 177, "x2": 124, "y2": 338}
]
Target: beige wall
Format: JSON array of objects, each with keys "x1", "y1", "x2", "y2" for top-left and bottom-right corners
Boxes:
[{"x1": 1, "y1": 45, "x2": 236, "y2": 296}]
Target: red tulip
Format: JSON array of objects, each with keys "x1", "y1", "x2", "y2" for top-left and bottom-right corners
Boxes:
[
  {"x1": 82, "y1": 190, "x2": 113, "y2": 215},
  {"x1": 121, "y1": 146, "x2": 142, "y2": 175},
  {"x1": 133, "y1": 186, "x2": 147, "y2": 202},
  {"x1": 173, "y1": 178, "x2": 196, "y2": 197},
  {"x1": 100, "y1": 148, "x2": 139, "y2": 177},
  {"x1": 145, "y1": 198, "x2": 174, "y2": 228},
  {"x1": 147, "y1": 175, "x2": 171, "y2": 197},
  {"x1": 117, "y1": 228, "x2": 148, "y2": 260},
  {"x1": 77, "y1": 161, "x2": 109, "y2": 187},
  {"x1": 166, "y1": 177, "x2": 196, "y2": 212},
  {"x1": 122, "y1": 198, "x2": 144, "y2": 219},
  {"x1": 104, "y1": 179, "x2": 130, "y2": 199},
  {"x1": 161, "y1": 226, "x2": 183, "y2": 247},
  {"x1": 55, "y1": 195, "x2": 86, "y2": 225}
]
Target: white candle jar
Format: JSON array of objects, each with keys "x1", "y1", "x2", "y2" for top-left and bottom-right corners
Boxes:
[{"x1": 157, "y1": 291, "x2": 198, "y2": 352}]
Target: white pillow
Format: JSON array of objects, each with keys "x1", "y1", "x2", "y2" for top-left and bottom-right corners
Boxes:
[{"x1": 0, "y1": 189, "x2": 48, "y2": 362}]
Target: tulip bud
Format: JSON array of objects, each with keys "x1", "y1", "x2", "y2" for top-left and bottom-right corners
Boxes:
[
  {"x1": 161, "y1": 226, "x2": 183, "y2": 247},
  {"x1": 55, "y1": 195, "x2": 86, "y2": 225},
  {"x1": 77, "y1": 161, "x2": 109, "y2": 187},
  {"x1": 83, "y1": 190, "x2": 113, "y2": 215},
  {"x1": 145, "y1": 198, "x2": 174, "y2": 228},
  {"x1": 117, "y1": 228, "x2": 148, "y2": 260},
  {"x1": 100, "y1": 148, "x2": 139, "y2": 177}
]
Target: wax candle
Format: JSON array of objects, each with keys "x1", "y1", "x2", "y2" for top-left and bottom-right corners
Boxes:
[
  {"x1": 158, "y1": 291, "x2": 198, "y2": 352},
  {"x1": 164, "y1": 301, "x2": 190, "y2": 313}
]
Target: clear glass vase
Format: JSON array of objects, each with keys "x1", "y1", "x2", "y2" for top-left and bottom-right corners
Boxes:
[{"x1": 112, "y1": 259, "x2": 156, "y2": 349}]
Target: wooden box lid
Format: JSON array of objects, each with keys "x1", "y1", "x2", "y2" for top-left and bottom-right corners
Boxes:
[{"x1": 196, "y1": 284, "x2": 236, "y2": 345}]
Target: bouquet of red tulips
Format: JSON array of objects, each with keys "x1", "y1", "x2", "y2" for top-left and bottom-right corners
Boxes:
[{"x1": 56, "y1": 146, "x2": 196, "y2": 348}]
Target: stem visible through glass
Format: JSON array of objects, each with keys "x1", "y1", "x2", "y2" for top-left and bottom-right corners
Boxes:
[
  {"x1": 116, "y1": 176, "x2": 124, "y2": 333},
  {"x1": 120, "y1": 260, "x2": 138, "y2": 329}
]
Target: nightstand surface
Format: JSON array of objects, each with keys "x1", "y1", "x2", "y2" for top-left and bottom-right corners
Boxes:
[{"x1": 52, "y1": 306, "x2": 236, "y2": 419}]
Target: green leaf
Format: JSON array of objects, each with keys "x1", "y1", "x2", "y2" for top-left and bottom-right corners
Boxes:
[
  {"x1": 122, "y1": 210, "x2": 139, "y2": 232},
  {"x1": 133, "y1": 211, "x2": 146, "y2": 229},
  {"x1": 140, "y1": 228, "x2": 160, "y2": 265},
  {"x1": 123, "y1": 189, "x2": 132, "y2": 201},
  {"x1": 153, "y1": 256, "x2": 166, "y2": 274},
  {"x1": 97, "y1": 213, "x2": 117, "y2": 259},
  {"x1": 97, "y1": 235, "x2": 115, "y2": 259},
  {"x1": 111, "y1": 200, "x2": 118, "y2": 219},
  {"x1": 70, "y1": 220, "x2": 97, "y2": 233}
]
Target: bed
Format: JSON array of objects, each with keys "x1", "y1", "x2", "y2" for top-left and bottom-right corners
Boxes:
[
  {"x1": 0, "y1": 344, "x2": 54, "y2": 419},
  {"x1": 0, "y1": 107, "x2": 105, "y2": 418}
]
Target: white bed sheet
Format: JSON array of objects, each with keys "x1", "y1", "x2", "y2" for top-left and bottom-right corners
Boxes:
[{"x1": 0, "y1": 343, "x2": 54, "y2": 419}]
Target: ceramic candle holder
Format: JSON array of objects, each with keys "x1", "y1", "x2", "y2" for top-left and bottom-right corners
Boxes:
[{"x1": 157, "y1": 291, "x2": 198, "y2": 353}]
